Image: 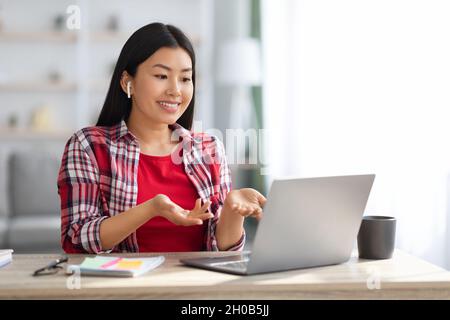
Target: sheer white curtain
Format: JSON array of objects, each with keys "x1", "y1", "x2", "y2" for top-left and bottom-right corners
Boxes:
[{"x1": 261, "y1": 0, "x2": 450, "y2": 269}]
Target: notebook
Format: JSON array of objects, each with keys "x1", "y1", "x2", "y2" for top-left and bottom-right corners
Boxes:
[
  {"x1": 0, "y1": 249, "x2": 13, "y2": 268},
  {"x1": 66, "y1": 255, "x2": 165, "y2": 277}
]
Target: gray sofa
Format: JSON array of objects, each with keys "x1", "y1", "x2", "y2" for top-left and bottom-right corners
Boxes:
[
  {"x1": 0, "y1": 149, "x2": 62, "y2": 253},
  {"x1": 0, "y1": 147, "x2": 262, "y2": 253}
]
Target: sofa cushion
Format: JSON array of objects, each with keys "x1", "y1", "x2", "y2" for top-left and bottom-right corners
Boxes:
[
  {"x1": 0, "y1": 151, "x2": 10, "y2": 219},
  {"x1": 9, "y1": 151, "x2": 60, "y2": 217},
  {"x1": 0, "y1": 218, "x2": 7, "y2": 248},
  {"x1": 7, "y1": 216, "x2": 61, "y2": 252}
]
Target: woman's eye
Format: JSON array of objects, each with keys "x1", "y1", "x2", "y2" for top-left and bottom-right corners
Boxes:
[{"x1": 154, "y1": 75, "x2": 191, "y2": 82}]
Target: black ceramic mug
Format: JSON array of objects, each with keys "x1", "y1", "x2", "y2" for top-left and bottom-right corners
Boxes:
[{"x1": 357, "y1": 216, "x2": 396, "y2": 259}]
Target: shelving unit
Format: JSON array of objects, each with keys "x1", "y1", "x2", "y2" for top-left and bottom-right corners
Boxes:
[{"x1": 0, "y1": 0, "x2": 214, "y2": 138}]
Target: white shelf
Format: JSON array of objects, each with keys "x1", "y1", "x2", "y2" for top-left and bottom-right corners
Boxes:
[
  {"x1": 0, "y1": 31, "x2": 201, "y2": 45},
  {"x1": 0, "y1": 128, "x2": 71, "y2": 140},
  {"x1": 0, "y1": 31, "x2": 77, "y2": 42},
  {"x1": 0, "y1": 82, "x2": 77, "y2": 92}
]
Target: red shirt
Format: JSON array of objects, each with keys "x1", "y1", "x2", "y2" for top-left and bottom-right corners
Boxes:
[
  {"x1": 58, "y1": 120, "x2": 245, "y2": 253},
  {"x1": 135, "y1": 144, "x2": 207, "y2": 252}
]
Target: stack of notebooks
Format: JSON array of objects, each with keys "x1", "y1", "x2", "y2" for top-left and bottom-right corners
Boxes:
[
  {"x1": 0, "y1": 249, "x2": 13, "y2": 268},
  {"x1": 66, "y1": 255, "x2": 165, "y2": 277}
]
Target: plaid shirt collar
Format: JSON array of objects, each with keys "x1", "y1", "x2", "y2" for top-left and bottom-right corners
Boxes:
[{"x1": 112, "y1": 120, "x2": 195, "y2": 144}]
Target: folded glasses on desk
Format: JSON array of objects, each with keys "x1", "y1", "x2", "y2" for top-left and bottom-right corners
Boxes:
[{"x1": 32, "y1": 256, "x2": 68, "y2": 276}]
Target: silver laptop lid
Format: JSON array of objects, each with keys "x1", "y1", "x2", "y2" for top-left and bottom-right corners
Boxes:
[{"x1": 247, "y1": 174, "x2": 375, "y2": 274}]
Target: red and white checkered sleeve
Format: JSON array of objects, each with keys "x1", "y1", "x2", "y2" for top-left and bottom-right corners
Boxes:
[{"x1": 57, "y1": 133, "x2": 109, "y2": 254}]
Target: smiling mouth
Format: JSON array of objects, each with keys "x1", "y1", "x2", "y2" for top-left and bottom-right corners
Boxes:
[{"x1": 158, "y1": 101, "x2": 180, "y2": 113}]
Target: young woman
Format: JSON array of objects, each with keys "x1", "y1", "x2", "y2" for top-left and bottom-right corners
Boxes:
[{"x1": 57, "y1": 23, "x2": 266, "y2": 254}]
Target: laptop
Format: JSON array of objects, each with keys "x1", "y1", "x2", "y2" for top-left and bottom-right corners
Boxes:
[{"x1": 180, "y1": 174, "x2": 375, "y2": 275}]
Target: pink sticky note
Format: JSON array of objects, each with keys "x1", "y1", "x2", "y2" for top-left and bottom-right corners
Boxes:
[{"x1": 100, "y1": 258, "x2": 122, "y2": 269}]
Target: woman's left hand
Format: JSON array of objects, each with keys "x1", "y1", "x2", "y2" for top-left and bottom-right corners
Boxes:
[{"x1": 223, "y1": 188, "x2": 267, "y2": 221}]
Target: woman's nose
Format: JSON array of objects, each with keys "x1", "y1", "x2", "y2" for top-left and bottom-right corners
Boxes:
[{"x1": 166, "y1": 80, "x2": 181, "y2": 97}]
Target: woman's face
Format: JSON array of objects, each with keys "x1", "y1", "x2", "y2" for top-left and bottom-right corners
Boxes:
[{"x1": 129, "y1": 47, "x2": 194, "y2": 126}]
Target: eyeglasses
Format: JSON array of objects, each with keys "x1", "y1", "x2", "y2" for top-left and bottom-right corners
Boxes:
[{"x1": 32, "y1": 256, "x2": 68, "y2": 276}]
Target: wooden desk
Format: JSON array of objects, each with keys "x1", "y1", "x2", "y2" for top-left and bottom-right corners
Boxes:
[{"x1": 0, "y1": 250, "x2": 449, "y2": 299}]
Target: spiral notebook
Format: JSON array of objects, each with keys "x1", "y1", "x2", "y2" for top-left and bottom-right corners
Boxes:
[{"x1": 66, "y1": 256, "x2": 165, "y2": 277}]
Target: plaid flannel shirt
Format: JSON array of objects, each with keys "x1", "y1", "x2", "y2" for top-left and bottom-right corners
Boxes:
[{"x1": 57, "y1": 120, "x2": 245, "y2": 253}]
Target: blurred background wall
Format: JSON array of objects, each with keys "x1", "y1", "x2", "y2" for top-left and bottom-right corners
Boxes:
[{"x1": 0, "y1": 0, "x2": 265, "y2": 252}]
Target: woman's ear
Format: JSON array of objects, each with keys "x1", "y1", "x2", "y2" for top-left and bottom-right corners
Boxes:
[{"x1": 120, "y1": 71, "x2": 132, "y2": 96}]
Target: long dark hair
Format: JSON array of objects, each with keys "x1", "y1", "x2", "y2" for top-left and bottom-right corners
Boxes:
[{"x1": 96, "y1": 23, "x2": 196, "y2": 130}]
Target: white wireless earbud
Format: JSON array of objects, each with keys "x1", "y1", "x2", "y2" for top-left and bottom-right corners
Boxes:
[{"x1": 126, "y1": 81, "x2": 131, "y2": 99}]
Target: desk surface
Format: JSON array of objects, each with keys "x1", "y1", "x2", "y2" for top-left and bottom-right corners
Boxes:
[{"x1": 1, "y1": 250, "x2": 449, "y2": 299}]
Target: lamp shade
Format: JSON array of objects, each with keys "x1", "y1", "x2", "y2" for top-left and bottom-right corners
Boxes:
[{"x1": 217, "y1": 37, "x2": 262, "y2": 86}]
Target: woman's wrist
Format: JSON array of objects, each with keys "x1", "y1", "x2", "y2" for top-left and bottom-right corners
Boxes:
[
  {"x1": 216, "y1": 199, "x2": 245, "y2": 251},
  {"x1": 144, "y1": 198, "x2": 158, "y2": 220},
  {"x1": 221, "y1": 199, "x2": 242, "y2": 220},
  {"x1": 223, "y1": 191, "x2": 237, "y2": 213}
]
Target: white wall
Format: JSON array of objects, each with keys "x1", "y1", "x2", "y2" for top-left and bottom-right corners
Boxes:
[{"x1": 262, "y1": 0, "x2": 450, "y2": 269}]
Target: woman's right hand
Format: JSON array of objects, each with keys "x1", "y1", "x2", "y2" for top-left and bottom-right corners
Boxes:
[{"x1": 148, "y1": 194, "x2": 213, "y2": 226}]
